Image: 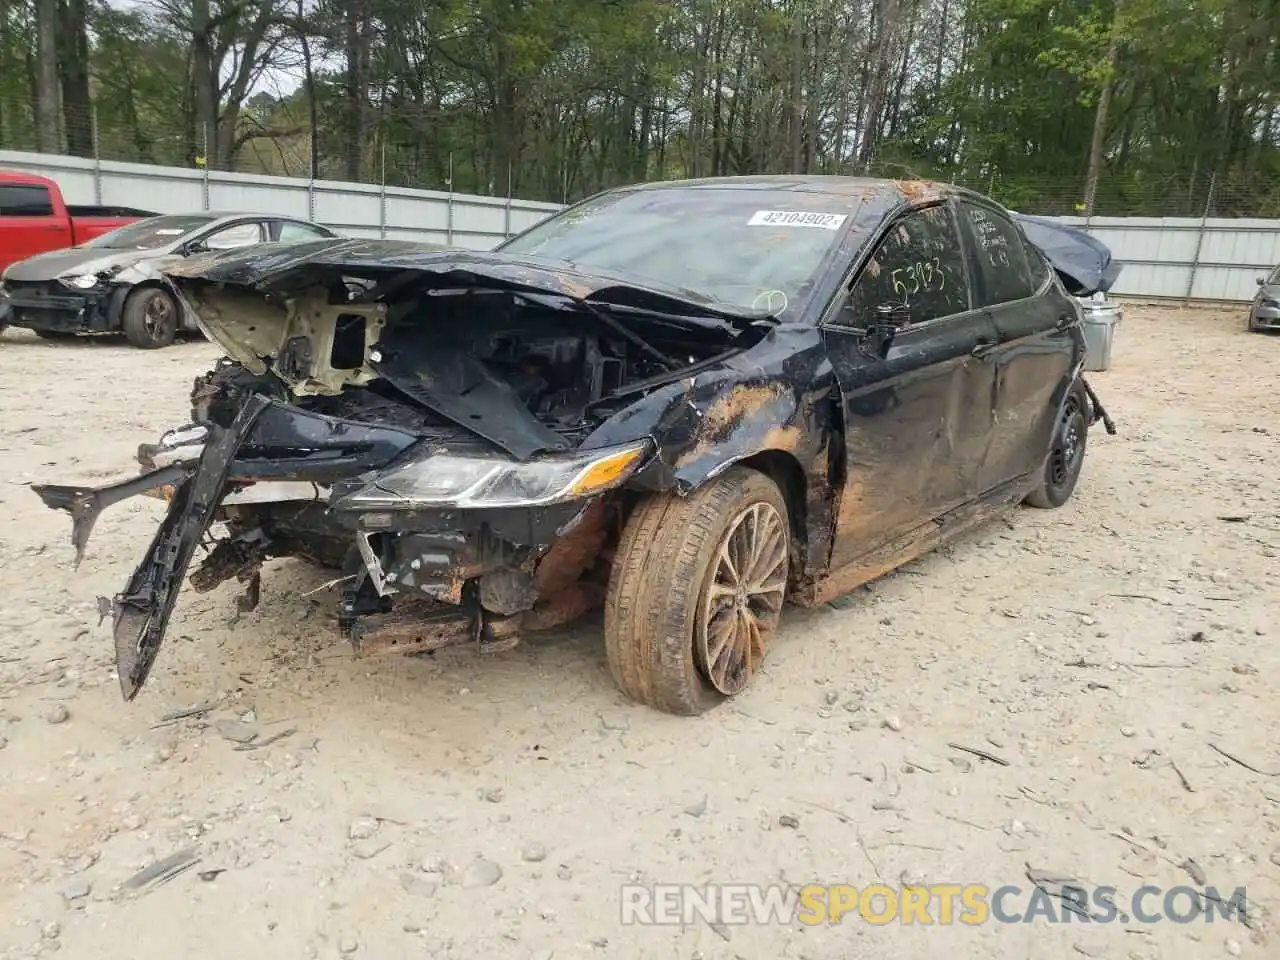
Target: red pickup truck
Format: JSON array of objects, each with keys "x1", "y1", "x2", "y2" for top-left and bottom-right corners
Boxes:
[{"x1": 0, "y1": 170, "x2": 156, "y2": 273}]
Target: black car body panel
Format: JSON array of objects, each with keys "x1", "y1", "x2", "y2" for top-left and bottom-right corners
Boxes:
[
  {"x1": 164, "y1": 240, "x2": 775, "y2": 327},
  {"x1": 32, "y1": 176, "x2": 1115, "y2": 698},
  {"x1": 1011, "y1": 214, "x2": 1124, "y2": 297}
]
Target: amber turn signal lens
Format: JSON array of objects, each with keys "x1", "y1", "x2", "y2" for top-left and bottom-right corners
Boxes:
[{"x1": 566, "y1": 447, "x2": 647, "y2": 497}]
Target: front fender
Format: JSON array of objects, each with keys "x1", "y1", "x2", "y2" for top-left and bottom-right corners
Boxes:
[
  {"x1": 668, "y1": 381, "x2": 805, "y2": 491},
  {"x1": 114, "y1": 257, "x2": 202, "y2": 331}
]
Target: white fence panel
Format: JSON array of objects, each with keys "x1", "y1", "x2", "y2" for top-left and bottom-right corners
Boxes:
[
  {"x1": 3, "y1": 149, "x2": 1276, "y2": 301},
  {"x1": 1056, "y1": 215, "x2": 1280, "y2": 301}
]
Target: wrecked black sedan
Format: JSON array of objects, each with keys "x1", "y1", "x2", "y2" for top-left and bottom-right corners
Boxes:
[{"x1": 34, "y1": 176, "x2": 1116, "y2": 716}]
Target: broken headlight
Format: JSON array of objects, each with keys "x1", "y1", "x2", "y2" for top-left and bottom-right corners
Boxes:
[
  {"x1": 62, "y1": 274, "x2": 101, "y2": 290},
  {"x1": 336, "y1": 440, "x2": 651, "y2": 511}
]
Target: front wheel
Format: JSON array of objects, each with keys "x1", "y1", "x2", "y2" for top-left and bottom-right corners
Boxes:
[
  {"x1": 121, "y1": 287, "x2": 179, "y2": 349},
  {"x1": 1024, "y1": 382, "x2": 1089, "y2": 509},
  {"x1": 605, "y1": 467, "x2": 791, "y2": 715}
]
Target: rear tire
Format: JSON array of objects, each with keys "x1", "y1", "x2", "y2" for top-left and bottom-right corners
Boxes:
[
  {"x1": 604, "y1": 467, "x2": 790, "y2": 715},
  {"x1": 1025, "y1": 381, "x2": 1089, "y2": 509},
  {"x1": 121, "y1": 287, "x2": 179, "y2": 349}
]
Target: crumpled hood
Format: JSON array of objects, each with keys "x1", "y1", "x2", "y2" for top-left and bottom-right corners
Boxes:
[
  {"x1": 162, "y1": 237, "x2": 774, "y2": 325},
  {"x1": 1012, "y1": 214, "x2": 1123, "y2": 297},
  {"x1": 1257, "y1": 282, "x2": 1280, "y2": 303},
  {"x1": 3, "y1": 247, "x2": 153, "y2": 282}
]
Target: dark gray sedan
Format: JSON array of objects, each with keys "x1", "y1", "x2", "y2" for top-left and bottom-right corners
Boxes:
[
  {"x1": 0, "y1": 212, "x2": 338, "y2": 348},
  {"x1": 1250, "y1": 264, "x2": 1280, "y2": 332}
]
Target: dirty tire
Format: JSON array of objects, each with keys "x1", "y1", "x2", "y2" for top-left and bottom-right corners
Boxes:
[
  {"x1": 605, "y1": 467, "x2": 790, "y2": 716},
  {"x1": 121, "y1": 286, "x2": 179, "y2": 349},
  {"x1": 1025, "y1": 381, "x2": 1089, "y2": 509}
]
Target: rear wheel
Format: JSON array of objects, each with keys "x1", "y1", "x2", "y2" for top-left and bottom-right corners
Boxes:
[
  {"x1": 1025, "y1": 382, "x2": 1089, "y2": 509},
  {"x1": 605, "y1": 467, "x2": 790, "y2": 715},
  {"x1": 121, "y1": 287, "x2": 179, "y2": 349}
]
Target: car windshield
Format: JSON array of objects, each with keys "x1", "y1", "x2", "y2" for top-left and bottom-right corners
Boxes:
[
  {"x1": 84, "y1": 215, "x2": 215, "y2": 250},
  {"x1": 499, "y1": 187, "x2": 855, "y2": 315},
  {"x1": 1270, "y1": 265, "x2": 1280, "y2": 284}
]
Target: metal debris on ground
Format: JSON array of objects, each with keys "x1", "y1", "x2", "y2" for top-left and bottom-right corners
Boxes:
[
  {"x1": 232, "y1": 727, "x2": 296, "y2": 752},
  {"x1": 1208, "y1": 742, "x2": 1280, "y2": 777},
  {"x1": 947, "y1": 742, "x2": 1010, "y2": 767},
  {"x1": 1025, "y1": 864, "x2": 1092, "y2": 918},
  {"x1": 153, "y1": 699, "x2": 223, "y2": 726},
  {"x1": 123, "y1": 847, "x2": 201, "y2": 892}
]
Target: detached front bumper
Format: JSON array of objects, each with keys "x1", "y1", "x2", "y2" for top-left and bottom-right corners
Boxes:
[
  {"x1": 1250, "y1": 303, "x2": 1280, "y2": 330},
  {"x1": 33, "y1": 394, "x2": 424, "y2": 700},
  {"x1": 0, "y1": 283, "x2": 119, "y2": 334},
  {"x1": 33, "y1": 394, "x2": 619, "y2": 700}
]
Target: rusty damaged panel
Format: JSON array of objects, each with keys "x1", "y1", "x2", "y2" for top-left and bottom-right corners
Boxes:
[
  {"x1": 797, "y1": 477, "x2": 1034, "y2": 607},
  {"x1": 349, "y1": 601, "x2": 474, "y2": 656}
]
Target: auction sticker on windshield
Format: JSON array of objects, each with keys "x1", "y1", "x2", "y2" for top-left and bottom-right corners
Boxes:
[{"x1": 747, "y1": 211, "x2": 848, "y2": 230}]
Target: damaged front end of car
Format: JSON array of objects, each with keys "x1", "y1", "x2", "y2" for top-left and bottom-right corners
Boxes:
[{"x1": 33, "y1": 239, "x2": 779, "y2": 700}]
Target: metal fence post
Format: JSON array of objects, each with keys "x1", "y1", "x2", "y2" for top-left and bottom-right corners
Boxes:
[
  {"x1": 201, "y1": 128, "x2": 210, "y2": 211},
  {"x1": 1184, "y1": 172, "x2": 1216, "y2": 302},
  {"x1": 379, "y1": 140, "x2": 387, "y2": 239},
  {"x1": 307, "y1": 133, "x2": 316, "y2": 221},
  {"x1": 91, "y1": 105, "x2": 102, "y2": 205},
  {"x1": 504, "y1": 162, "x2": 512, "y2": 239},
  {"x1": 446, "y1": 152, "x2": 455, "y2": 245}
]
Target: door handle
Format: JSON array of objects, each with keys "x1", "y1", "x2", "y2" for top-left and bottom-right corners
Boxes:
[{"x1": 971, "y1": 339, "x2": 998, "y2": 358}]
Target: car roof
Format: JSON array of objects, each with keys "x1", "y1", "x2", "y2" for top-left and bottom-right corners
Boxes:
[
  {"x1": 139, "y1": 211, "x2": 331, "y2": 230},
  {"x1": 0, "y1": 169, "x2": 57, "y2": 187},
  {"x1": 196, "y1": 211, "x2": 325, "y2": 223},
  {"x1": 616, "y1": 174, "x2": 989, "y2": 211}
]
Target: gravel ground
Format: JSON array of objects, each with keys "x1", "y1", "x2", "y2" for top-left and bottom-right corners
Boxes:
[{"x1": 0, "y1": 302, "x2": 1277, "y2": 960}]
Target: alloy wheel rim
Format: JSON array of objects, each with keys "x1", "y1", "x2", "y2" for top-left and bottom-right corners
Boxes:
[
  {"x1": 696, "y1": 502, "x2": 788, "y2": 695},
  {"x1": 144, "y1": 296, "x2": 173, "y2": 338}
]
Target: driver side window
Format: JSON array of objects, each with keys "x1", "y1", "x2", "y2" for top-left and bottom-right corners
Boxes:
[
  {"x1": 845, "y1": 205, "x2": 972, "y2": 328},
  {"x1": 201, "y1": 221, "x2": 264, "y2": 251}
]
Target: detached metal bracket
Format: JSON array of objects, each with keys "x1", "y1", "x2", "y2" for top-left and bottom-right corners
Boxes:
[
  {"x1": 31, "y1": 464, "x2": 194, "y2": 568},
  {"x1": 1080, "y1": 378, "x2": 1117, "y2": 436}
]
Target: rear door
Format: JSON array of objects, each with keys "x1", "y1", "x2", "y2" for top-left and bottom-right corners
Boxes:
[
  {"x1": 822, "y1": 202, "x2": 1000, "y2": 568},
  {"x1": 0, "y1": 182, "x2": 70, "y2": 271},
  {"x1": 955, "y1": 201, "x2": 1079, "y2": 492}
]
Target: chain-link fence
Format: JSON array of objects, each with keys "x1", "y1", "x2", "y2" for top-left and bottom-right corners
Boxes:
[{"x1": 4, "y1": 95, "x2": 1278, "y2": 218}]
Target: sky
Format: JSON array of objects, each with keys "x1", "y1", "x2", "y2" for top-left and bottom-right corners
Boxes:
[{"x1": 106, "y1": 0, "x2": 317, "y2": 99}]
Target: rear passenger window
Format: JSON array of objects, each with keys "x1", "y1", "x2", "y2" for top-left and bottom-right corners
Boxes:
[
  {"x1": 846, "y1": 205, "x2": 971, "y2": 327},
  {"x1": 275, "y1": 220, "x2": 332, "y2": 242},
  {"x1": 1024, "y1": 236, "x2": 1052, "y2": 290},
  {"x1": 0, "y1": 185, "x2": 54, "y2": 216},
  {"x1": 957, "y1": 202, "x2": 1037, "y2": 305}
]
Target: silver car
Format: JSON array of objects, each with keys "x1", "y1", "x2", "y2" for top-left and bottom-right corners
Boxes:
[
  {"x1": 1250, "y1": 264, "x2": 1280, "y2": 332},
  {"x1": 0, "y1": 212, "x2": 338, "y2": 348}
]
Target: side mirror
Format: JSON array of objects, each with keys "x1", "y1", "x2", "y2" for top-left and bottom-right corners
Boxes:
[
  {"x1": 183, "y1": 240, "x2": 208, "y2": 256},
  {"x1": 1259, "y1": 277, "x2": 1267, "y2": 286},
  {"x1": 859, "y1": 302, "x2": 910, "y2": 360}
]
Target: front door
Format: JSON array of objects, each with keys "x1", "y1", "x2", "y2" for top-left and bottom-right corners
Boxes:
[
  {"x1": 954, "y1": 201, "x2": 1079, "y2": 492},
  {"x1": 823, "y1": 202, "x2": 1000, "y2": 570}
]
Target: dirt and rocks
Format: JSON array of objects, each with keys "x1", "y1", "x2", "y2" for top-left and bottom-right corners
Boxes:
[{"x1": 0, "y1": 303, "x2": 1276, "y2": 960}]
